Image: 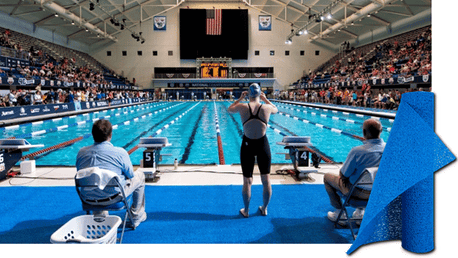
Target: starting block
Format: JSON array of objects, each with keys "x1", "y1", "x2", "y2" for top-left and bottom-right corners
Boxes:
[
  {"x1": 138, "y1": 137, "x2": 171, "y2": 182},
  {"x1": 0, "y1": 139, "x2": 44, "y2": 180},
  {"x1": 276, "y1": 136, "x2": 320, "y2": 179}
]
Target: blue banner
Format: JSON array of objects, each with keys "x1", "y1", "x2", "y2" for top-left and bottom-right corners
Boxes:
[
  {"x1": 0, "y1": 76, "x2": 133, "y2": 90},
  {"x1": 0, "y1": 103, "x2": 75, "y2": 121},
  {"x1": 259, "y1": 15, "x2": 272, "y2": 31},
  {"x1": 154, "y1": 16, "x2": 167, "y2": 31}
]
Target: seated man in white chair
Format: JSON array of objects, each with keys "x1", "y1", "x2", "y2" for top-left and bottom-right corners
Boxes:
[
  {"x1": 76, "y1": 119, "x2": 146, "y2": 228},
  {"x1": 324, "y1": 118, "x2": 385, "y2": 223}
]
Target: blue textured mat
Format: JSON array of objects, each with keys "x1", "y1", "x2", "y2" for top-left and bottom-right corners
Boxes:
[
  {"x1": 0, "y1": 184, "x2": 356, "y2": 244},
  {"x1": 347, "y1": 92, "x2": 455, "y2": 254}
]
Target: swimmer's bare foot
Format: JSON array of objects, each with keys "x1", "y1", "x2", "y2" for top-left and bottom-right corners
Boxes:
[
  {"x1": 239, "y1": 208, "x2": 249, "y2": 218},
  {"x1": 258, "y1": 206, "x2": 267, "y2": 216}
]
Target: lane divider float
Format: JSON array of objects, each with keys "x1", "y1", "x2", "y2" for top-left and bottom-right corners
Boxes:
[
  {"x1": 213, "y1": 101, "x2": 225, "y2": 165},
  {"x1": 127, "y1": 102, "x2": 201, "y2": 155},
  {"x1": 275, "y1": 111, "x2": 366, "y2": 142},
  {"x1": 20, "y1": 103, "x2": 181, "y2": 160},
  {"x1": 274, "y1": 100, "x2": 395, "y2": 123},
  {"x1": 276, "y1": 103, "x2": 391, "y2": 132}
]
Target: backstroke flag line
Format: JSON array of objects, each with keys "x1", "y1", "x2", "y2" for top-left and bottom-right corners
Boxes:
[
  {"x1": 206, "y1": 9, "x2": 222, "y2": 35},
  {"x1": 347, "y1": 92, "x2": 455, "y2": 254}
]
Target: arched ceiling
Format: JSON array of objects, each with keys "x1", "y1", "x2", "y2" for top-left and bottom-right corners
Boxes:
[{"x1": 0, "y1": 0, "x2": 431, "y2": 46}]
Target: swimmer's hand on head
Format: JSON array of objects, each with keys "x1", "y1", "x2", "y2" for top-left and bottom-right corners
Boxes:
[
  {"x1": 259, "y1": 92, "x2": 278, "y2": 114},
  {"x1": 227, "y1": 91, "x2": 248, "y2": 113}
]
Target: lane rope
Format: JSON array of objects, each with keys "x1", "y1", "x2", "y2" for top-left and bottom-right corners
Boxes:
[
  {"x1": 275, "y1": 102, "x2": 392, "y2": 132},
  {"x1": 213, "y1": 101, "x2": 225, "y2": 165},
  {"x1": 273, "y1": 110, "x2": 366, "y2": 142},
  {"x1": 127, "y1": 102, "x2": 201, "y2": 155},
  {"x1": 273, "y1": 100, "x2": 395, "y2": 123},
  {"x1": 21, "y1": 103, "x2": 180, "y2": 160},
  {"x1": 9, "y1": 102, "x2": 171, "y2": 140}
]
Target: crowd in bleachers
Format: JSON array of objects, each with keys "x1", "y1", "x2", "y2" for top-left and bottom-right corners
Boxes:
[
  {"x1": 1, "y1": 27, "x2": 144, "y2": 109},
  {"x1": 1, "y1": 27, "x2": 133, "y2": 85},
  {"x1": 302, "y1": 26, "x2": 431, "y2": 87},
  {"x1": 275, "y1": 86, "x2": 430, "y2": 111},
  {"x1": 278, "y1": 26, "x2": 432, "y2": 110}
]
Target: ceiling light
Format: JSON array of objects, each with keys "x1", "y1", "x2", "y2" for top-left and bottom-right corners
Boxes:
[
  {"x1": 327, "y1": 13, "x2": 332, "y2": 20},
  {"x1": 71, "y1": 21, "x2": 75, "y2": 25},
  {"x1": 54, "y1": 13, "x2": 58, "y2": 17},
  {"x1": 285, "y1": 39, "x2": 292, "y2": 44}
]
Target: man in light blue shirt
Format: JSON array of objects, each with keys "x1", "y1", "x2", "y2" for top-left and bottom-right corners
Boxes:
[
  {"x1": 324, "y1": 119, "x2": 385, "y2": 223},
  {"x1": 76, "y1": 119, "x2": 146, "y2": 228}
]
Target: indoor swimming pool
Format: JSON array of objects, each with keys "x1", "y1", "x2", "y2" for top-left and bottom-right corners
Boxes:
[{"x1": 1, "y1": 101, "x2": 393, "y2": 166}]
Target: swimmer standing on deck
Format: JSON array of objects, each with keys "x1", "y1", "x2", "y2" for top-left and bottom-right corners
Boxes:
[{"x1": 228, "y1": 83, "x2": 278, "y2": 218}]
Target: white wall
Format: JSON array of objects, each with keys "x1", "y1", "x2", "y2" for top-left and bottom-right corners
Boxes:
[{"x1": 89, "y1": 3, "x2": 336, "y2": 91}]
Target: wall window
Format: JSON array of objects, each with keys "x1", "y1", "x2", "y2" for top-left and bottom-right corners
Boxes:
[
  {"x1": 254, "y1": 50, "x2": 260, "y2": 56},
  {"x1": 300, "y1": 50, "x2": 305, "y2": 56},
  {"x1": 137, "y1": 51, "x2": 142, "y2": 56},
  {"x1": 315, "y1": 50, "x2": 320, "y2": 56},
  {"x1": 168, "y1": 51, "x2": 173, "y2": 56},
  {"x1": 153, "y1": 51, "x2": 158, "y2": 56},
  {"x1": 285, "y1": 50, "x2": 290, "y2": 56},
  {"x1": 122, "y1": 51, "x2": 127, "y2": 56},
  {"x1": 107, "y1": 51, "x2": 111, "y2": 57},
  {"x1": 270, "y1": 50, "x2": 275, "y2": 56}
]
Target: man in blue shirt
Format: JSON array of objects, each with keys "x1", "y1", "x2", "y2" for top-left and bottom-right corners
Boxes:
[
  {"x1": 324, "y1": 119, "x2": 385, "y2": 223},
  {"x1": 76, "y1": 119, "x2": 146, "y2": 228}
]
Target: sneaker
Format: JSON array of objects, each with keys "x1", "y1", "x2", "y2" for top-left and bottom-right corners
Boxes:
[
  {"x1": 327, "y1": 210, "x2": 347, "y2": 226},
  {"x1": 126, "y1": 212, "x2": 147, "y2": 229},
  {"x1": 352, "y1": 208, "x2": 365, "y2": 225}
]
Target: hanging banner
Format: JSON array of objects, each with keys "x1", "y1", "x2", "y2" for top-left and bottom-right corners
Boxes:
[
  {"x1": 259, "y1": 15, "x2": 272, "y2": 31},
  {"x1": 154, "y1": 16, "x2": 167, "y2": 31}
]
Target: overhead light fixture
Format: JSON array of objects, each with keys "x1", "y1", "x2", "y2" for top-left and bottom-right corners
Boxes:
[
  {"x1": 71, "y1": 21, "x2": 75, "y2": 25},
  {"x1": 110, "y1": 18, "x2": 115, "y2": 24},
  {"x1": 120, "y1": 24, "x2": 124, "y2": 30},
  {"x1": 351, "y1": 22, "x2": 354, "y2": 25},
  {"x1": 367, "y1": 14, "x2": 371, "y2": 17},
  {"x1": 327, "y1": 13, "x2": 332, "y2": 20},
  {"x1": 89, "y1": 3, "x2": 95, "y2": 11},
  {"x1": 54, "y1": 13, "x2": 58, "y2": 17},
  {"x1": 141, "y1": 40, "x2": 145, "y2": 44},
  {"x1": 285, "y1": 39, "x2": 292, "y2": 44}
]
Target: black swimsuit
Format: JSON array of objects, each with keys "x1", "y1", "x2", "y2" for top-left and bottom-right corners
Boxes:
[{"x1": 240, "y1": 104, "x2": 271, "y2": 178}]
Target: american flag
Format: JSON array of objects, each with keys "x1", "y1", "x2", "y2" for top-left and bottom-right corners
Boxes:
[{"x1": 206, "y1": 9, "x2": 222, "y2": 35}]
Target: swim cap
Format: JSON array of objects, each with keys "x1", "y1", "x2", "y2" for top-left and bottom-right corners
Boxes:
[{"x1": 248, "y1": 83, "x2": 261, "y2": 98}]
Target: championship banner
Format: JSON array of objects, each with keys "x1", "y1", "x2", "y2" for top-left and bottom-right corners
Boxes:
[
  {"x1": 154, "y1": 16, "x2": 167, "y2": 31},
  {"x1": 259, "y1": 15, "x2": 272, "y2": 31}
]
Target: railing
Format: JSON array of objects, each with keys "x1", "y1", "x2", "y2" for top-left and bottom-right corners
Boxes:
[{"x1": 153, "y1": 72, "x2": 276, "y2": 79}]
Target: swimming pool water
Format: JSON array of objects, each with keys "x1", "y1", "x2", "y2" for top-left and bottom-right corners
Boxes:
[{"x1": 2, "y1": 101, "x2": 392, "y2": 166}]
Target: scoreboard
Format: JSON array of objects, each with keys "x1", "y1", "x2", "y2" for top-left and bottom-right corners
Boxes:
[{"x1": 200, "y1": 63, "x2": 228, "y2": 78}]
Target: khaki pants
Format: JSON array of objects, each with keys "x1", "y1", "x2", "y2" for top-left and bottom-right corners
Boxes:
[{"x1": 323, "y1": 173, "x2": 371, "y2": 209}]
